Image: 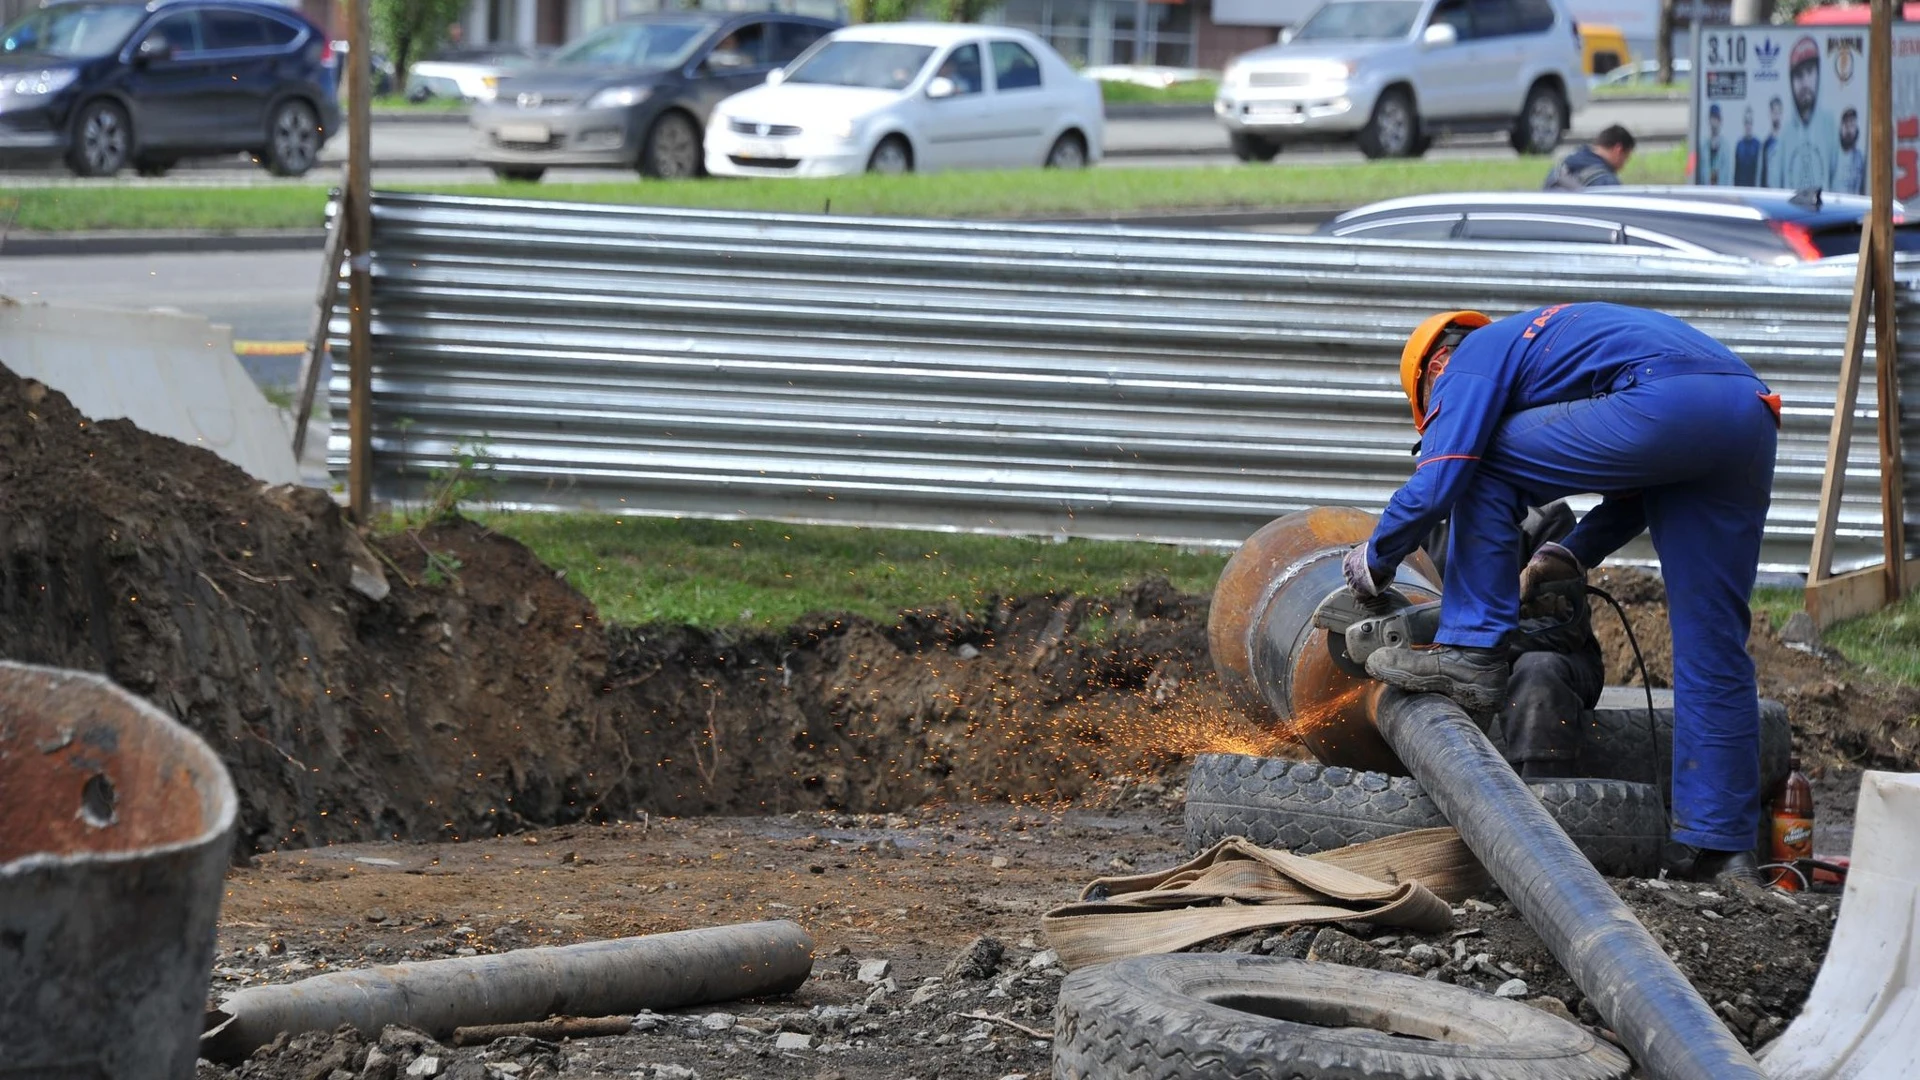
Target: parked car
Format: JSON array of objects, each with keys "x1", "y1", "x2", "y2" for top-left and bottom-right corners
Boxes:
[
  {"x1": 1213, "y1": 0, "x2": 1587, "y2": 161},
  {"x1": 1593, "y1": 57, "x2": 1690, "y2": 89},
  {"x1": 1315, "y1": 186, "x2": 1920, "y2": 263},
  {"x1": 0, "y1": 0, "x2": 339, "y2": 177},
  {"x1": 408, "y1": 44, "x2": 541, "y2": 103},
  {"x1": 705, "y1": 23, "x2": 1103, "y2": 178},
  {"x1": 470, "y1": 11, "x2": 840, "y2": 181}
]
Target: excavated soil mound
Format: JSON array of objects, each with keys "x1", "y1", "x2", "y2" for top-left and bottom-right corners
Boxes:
[
  {"x1": 1586, "y1": 567, "x2": 1920, "y2": 773},
  {"x1": 0, "y1": 365, "x2": 1276, "y2": 852}
]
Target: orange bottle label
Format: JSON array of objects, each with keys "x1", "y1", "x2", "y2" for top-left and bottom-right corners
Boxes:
[{"x1": 1772, "y1": 815, "x2": 1814, "y2": 861}]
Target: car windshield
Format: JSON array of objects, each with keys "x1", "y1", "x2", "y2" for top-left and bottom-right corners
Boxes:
[
  {"x1": 551, "y1": 20, "x2": 711, "y2": 69},
  {"x1": 1, "y1": 4, "x2": 145, "y2": 59},
  {"x1": 1292, "y1": 1, "x2": 1423, "y2": 41},
  {"x1": 784, "y1": 40, "x2": 936, "y2": 90}
]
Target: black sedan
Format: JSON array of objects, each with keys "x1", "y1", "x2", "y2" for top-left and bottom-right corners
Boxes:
[
  {"x1": 0, "y1": 0, "x2": 339, "y2": 177},
  {"x1": 471, "y1": 11, "x2": 840, "y2": 182},
  {"x1": 1316, "y1": 186, "x2": 1920, "y2": 264}
]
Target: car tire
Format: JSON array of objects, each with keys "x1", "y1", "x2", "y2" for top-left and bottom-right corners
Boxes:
[
  {"x1": 1512, "y1": 81, "x2": 1568, "y2": 155},
  {"x1": 1357, "y1": 87, "x2": 1419, "y2": 159},
  {"x1": 1183, "y1": 754, "x2": 1667, "y2": 878},
  {"x1": 133, "y1": 156, "x2": 176, "y2": 178},
  {"x1": 1054, "y1": 955, "x2": 1633, "y2": 1080},
  {"x1": 641, "y1": 110, "x2": 702, "y2": 179},
  {"x1": 262, "y1": 99, "x2": 322, "y2": 177},
  {"x1": 866, "y1": 135, "x2": 913, "y2": 175},
  {"x1": 1044, "y1": 131, "x2": 1088, "y2": 169},
  {"x1": 492, "y1": 167, "x2": 546, "y2": 183},
  {"x1": 1229, "y1": 131, "x2": 1280, "y2": 162},
  {"x1": 67, "y1": 99, "x2": 132, "y2": 177}
]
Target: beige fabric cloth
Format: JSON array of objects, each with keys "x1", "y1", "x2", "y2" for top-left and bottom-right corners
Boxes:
[{"x1": 1042, "y1": 828, "x2": 1489, "y2": 971}]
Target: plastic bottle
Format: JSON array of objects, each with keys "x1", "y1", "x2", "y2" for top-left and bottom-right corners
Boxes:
[{"x1": 1768, "y1": 757, "x2": 1815, "y2": 890}]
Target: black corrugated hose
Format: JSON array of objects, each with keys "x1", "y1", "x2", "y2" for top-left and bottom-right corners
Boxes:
[{"x1": 1372, "y1": 688, "x2": 1768, "y2": 1080}]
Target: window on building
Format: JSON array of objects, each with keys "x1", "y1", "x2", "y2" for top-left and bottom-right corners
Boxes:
[{"x1": 991, "y1": 40, "x2": 1042, "y2": 90}]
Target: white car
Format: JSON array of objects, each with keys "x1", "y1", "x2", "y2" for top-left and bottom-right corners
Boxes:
[{"x1": 705, "y1": 23, "x2": 1104, "y2": 177}]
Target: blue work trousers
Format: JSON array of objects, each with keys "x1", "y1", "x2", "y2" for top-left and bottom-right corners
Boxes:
[{"x1": 1436, "y1": 367, "x2": 1779, "y2": 852}]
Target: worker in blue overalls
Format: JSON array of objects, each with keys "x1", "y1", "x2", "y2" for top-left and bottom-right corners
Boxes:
[{"x1": 1342, "y1": 302, "x2": 1781, "y2": 886}]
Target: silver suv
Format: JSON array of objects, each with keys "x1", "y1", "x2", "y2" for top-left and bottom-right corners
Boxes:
[{"x1": 1214, "y1": 0, "x2": 1586, "y2": 161}]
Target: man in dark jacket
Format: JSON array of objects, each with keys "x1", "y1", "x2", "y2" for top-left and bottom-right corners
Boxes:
[
  {"x1": 1424, "y1": 501, "x2": 1605, "y2": 780},
  {"x1": 1543, "y1": 125, "x2": 1636, "y2": 190}
]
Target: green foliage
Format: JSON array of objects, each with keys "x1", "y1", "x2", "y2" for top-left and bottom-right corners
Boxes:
[
  {"x1": 0, "y1": 147, "x2": 1691, "y2": 232},
  {"x1": 371, "y1": 0, "x2": 466, "y2": 93},
  {"x1": 1099, "y1": 79, "x2": 1219, "y2": 104},
  {"x1": 1771, "y1": 0, "x2": 1819, "y2": 24},
  {"x1": 1755, "y1": 585, "x2": 1920, "y2": 685},
  {"x1": 421, "y1": 440, "x2": 495, "y2": 524},
  {"x1": 482, "y1": 513, "x2": 1230, "y2": 628}
]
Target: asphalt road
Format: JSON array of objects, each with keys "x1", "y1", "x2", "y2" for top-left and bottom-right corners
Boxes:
[
  {"x1": 0, "y1": 250, "x2": 320, "y2": 386},
  {"x1": 0, "y1": 98, "x2": 1685, "y2": 186}
]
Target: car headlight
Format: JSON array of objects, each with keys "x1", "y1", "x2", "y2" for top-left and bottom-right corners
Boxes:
[
  {"x1": 1222, "y1": 64, "x2": 1246, "y2": 89},
  {"x1": 586, "y1": 85, "x2": 652, "y2": 109},
  {"x1": 0, "y1": 68, "x2": 78, "y2": 99},
  {"x1": 827, "y1": 116, "x2": 860, "y2": 141}
]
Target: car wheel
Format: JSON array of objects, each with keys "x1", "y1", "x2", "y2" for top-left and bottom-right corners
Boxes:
[
  {"x1": 1357, "y1": 88, "x2": 1418, "y2": 159},
  {"x1": 1513, "y1": 82, "x2": 1568, "y2": 155},
  {"x1": 492, "y1": 167, "x2": 546, "y2": 182},
  {"x1": 866, "y1": 135, "x2": 912, "y2": 175},
  {"x1": 67, "y1": 100, "x2": 132, "y2": 177},
  {"x1": 262, "y1": 99, "x2": 322, "y2": 177},
  {"x1": 641, "y1": 111, "x2": 702, "y2": 179},
  {"x1": 1044, "y1": 131, "x2": 1087, "y2": 169},
  {"x1": 133, "y1": 156, "x2": 176, "y2": 178},
  {"x1": 1229, "y1": 131, "x2": 1280, "y2": 162}
]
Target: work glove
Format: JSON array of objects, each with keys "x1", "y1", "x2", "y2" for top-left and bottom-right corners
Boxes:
[
  {"x1": 1343, "y1": 543, "x2": 1390, "y2": 600},
  {"x1": 1519, "y1": 541, "x2": 1583, "y2": 601}
]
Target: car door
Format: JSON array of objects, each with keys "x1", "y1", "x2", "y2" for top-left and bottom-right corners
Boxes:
[
  {"x1": 987, "y1": 39, "x2": 1052, "y2": 166},
  {"x1": 121, "y1": 10, "x2": 219, "y2": 147},
  {"x1": 197, "y1": 7, "x2": 288, "y2": 144},
  {"x1": 686, "y1": 19, "x2": 775, "y2": 124},
  {"x1": 1416, "y1": 0, "x2": 1479, "y2": 121},
  {"x1": 1465, "y1": 0, "x2": 1525, "y2": 117},
  {"x1": 918, "y1": 42, "x2": 999, "y2": 171}
]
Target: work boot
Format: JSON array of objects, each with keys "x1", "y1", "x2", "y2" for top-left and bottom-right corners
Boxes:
[
  {"x1": 1691, "y1": 848, "x2": 1765, "y2": 888},
  {"x1": 1363, "y1": 645, "x2": 1510, "y2": 715}
]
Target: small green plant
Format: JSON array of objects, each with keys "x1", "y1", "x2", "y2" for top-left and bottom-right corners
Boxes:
[
  {"x1": 421, "y1": 550, "x2": 464, "y2": 586},
  {"x1": 421, "y1": 439, "x2": 496, "y2": 524}
]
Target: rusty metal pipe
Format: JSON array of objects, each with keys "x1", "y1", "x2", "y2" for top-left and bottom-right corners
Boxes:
[
  {"x1": 1210, "y1": 508, "x2": 1768, "y2": 1080},
  {"x1": 0, "y1": 661, "x2": 239, "y2": 1080}
]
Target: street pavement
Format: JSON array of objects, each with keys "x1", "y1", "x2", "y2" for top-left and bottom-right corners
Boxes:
[{"x1": 0, "y1": 98, "x2": 1686, "y2": 186}]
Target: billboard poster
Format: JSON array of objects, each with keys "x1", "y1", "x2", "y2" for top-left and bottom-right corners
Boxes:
[{"x1": 1692, "y1": 28, "x2": 1872, "y2": 193}]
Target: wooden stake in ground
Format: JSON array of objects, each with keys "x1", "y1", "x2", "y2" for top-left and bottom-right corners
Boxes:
[
  {"x1": 1806, "y1": 0, "x2": 1914, "y2": 628},
  {"x1": 290, "y1": 196, "x2": 348, "y2": 464},
  {"x1": 345, "y1": 0, "x2": 374, "y2": 523}
]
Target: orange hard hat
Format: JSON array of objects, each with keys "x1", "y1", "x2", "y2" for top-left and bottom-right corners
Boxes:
[{"x1": 1400, "y1": 310, "x2": 1491, "y2": 431}]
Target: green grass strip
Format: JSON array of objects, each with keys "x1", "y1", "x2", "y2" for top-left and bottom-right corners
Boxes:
[
  {"x1": 1100, "y1": 79, "x2": 1219, "y2": 104},
  {"x1": 1755, "y1": 585, "x2": 1920, "y2": 686},
  {"x1": 479, "y1": 512, "x2": 1229, "y2": 629},
  {"x1": 0, "y1": 146, "x2": 1686, "y2": 232}
]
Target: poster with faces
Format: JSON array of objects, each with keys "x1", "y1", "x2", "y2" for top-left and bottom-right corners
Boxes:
[{"x1": 1692, "y1": 27, "x2": 1875, "y2": 194}]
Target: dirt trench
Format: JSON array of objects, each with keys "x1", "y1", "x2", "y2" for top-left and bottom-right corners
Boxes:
[{"x1": 0, "y1": 364, "x2": 1286, "y2": 854}]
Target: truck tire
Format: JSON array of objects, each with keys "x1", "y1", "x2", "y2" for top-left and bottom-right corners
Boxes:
[
  {"x1": 1054, "y1": 954, "x2": 1632, "y2": 1080},
  {"x1": 1527, "y1": 691, "x2": 1791, "y2": 805},
  {"x1": 1185, "y1": 755, "x2": 1666, "y2": 878}
]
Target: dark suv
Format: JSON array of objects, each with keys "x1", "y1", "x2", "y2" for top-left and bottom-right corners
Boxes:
[{"x1": 0, "y1": 0, "x2": 339, "y2": 177}]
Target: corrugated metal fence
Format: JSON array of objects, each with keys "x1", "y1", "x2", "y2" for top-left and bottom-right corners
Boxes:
[{"x1": 331, "y1": 192, "x2": 1920, "y2": 573}]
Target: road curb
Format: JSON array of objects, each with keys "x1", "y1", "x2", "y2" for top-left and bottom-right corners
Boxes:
[
  {"x1": 1103, "y1": 102, "x2": 1214, "y2": 120},
  {"x1": 1, "y1": 229, "x2": 328, "y2": 257}
]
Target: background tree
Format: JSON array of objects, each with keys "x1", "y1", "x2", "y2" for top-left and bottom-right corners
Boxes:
[{"x1": 374, "y1": 0, "x2": 466, "y2": 96}]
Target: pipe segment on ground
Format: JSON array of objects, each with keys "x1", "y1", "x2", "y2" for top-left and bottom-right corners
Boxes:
[
  {"x1": 1372, "y1": 689, "x2": 1768, "y2": 1080},
  {"x1": 201, "y1": 919, "x2": 817, "y2": 1062}
]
